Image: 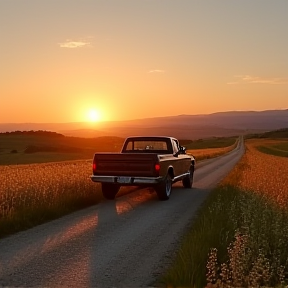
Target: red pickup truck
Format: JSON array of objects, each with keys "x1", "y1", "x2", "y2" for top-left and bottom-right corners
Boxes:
[{"x1": 91, "y1": 136, "x2": 195, "y2": 200}]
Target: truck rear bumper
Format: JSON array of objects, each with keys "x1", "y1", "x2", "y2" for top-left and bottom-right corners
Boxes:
[{"x1": 90, "y1": 175, "x2": 163, "y2": 185}]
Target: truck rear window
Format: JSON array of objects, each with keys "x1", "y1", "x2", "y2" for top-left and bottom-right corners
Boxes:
[{"x1": 124, "y1": 140, "x2": 169, "y2": 153}]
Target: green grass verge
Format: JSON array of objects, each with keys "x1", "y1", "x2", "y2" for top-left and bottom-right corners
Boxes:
[
  {"x1": 0, "y1": 133, "x2": 124, "y2": 165},
  {"x1": 257, "y1": 145, "x2": 288, "y2": 158},
  {"x1": 159, "y1": 186, "x2": 239, "y2": 287},
  {"x1": 272, "y1": 142, "x2": 288, "y2": 151}
]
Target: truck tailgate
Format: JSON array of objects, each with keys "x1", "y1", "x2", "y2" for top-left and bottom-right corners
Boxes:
[{"x1": 93, "y1": 153, "x2": 159, "y2": 177}]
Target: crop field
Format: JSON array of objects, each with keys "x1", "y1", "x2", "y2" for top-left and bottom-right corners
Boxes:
[
  {"x1": 185, "y1": 137, "x2": 237, "y2": 160},
  {"x1": 186, "y1": 144, "x2": 236, "y2": 161},
  {"x1": 0, "y1": 160, "x2": 102, "y2": 237},
  {"x1": 162, "y1": 138, "x2": 288, "y2": 287},
  {"x1": 235, "y1": 139, "x2": 288, "y2": 207}
]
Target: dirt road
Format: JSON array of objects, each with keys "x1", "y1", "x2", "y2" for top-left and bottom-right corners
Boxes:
[{"x1": 0, "y1": 138, "x2": 244, "y2": 287}]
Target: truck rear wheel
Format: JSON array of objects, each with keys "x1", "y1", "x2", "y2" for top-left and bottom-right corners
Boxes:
[
  {"x1": 101, "y1": 183, "x2": 120, "y2": 200},
  {"x1": 182, "y1": 167, "x2": 194, "y2": 188},
  {"x1": 155, "y1": 174, "x2": 172, "y2": 201}
]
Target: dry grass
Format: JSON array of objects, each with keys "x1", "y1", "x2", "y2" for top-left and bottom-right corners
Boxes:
[
  {"x1": 230, "y1": 139, "x2": 288, "y2": 207},
  {"x1": 206, "y1": 139, "x2": 288, "y2": 287},
  {"x1": 162, "y1": 138, "x2": 288, "y2": 287},
  {"x1": 0, "y1": 160, "x2": 101, "y2": 237},
  {"x1": 187, "y1": 142, "x2": 237, "y2": 161}
]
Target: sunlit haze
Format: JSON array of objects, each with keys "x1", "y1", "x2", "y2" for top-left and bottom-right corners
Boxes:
[
  {"x1": 1, "y1": 0, "x2": 287, "y2": 123},
  {"x1": 87, "y1": 109, "x2": 101, "y2": 122}
]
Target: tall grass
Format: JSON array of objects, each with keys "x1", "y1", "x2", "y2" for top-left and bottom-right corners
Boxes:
[
  {"x1": 161, "y1": 139, "x2": 288, "y2": 287},
  {"x1": 0, "y1": 160, "x2": 102, "y2": 237}
]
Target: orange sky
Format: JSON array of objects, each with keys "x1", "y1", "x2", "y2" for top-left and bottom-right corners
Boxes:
[{"x1": 1, "y1": 1, "x2": 287, "y2": 123}]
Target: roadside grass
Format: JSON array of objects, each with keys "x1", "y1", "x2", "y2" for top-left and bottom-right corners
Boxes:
[
  {"x1": 0, "y1": 160, "x2": 103, "y2": 238},
  {"x1": 186, "y1": 138, "x2": 238, "y2": 161},
  {"x1": 161, "y1": 139, "x2": 288, "y2": 287}
]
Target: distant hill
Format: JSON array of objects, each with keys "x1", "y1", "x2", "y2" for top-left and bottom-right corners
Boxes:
[
  {"x1": 0, "y1": 109, "x2": 287, "y2": 139},
  {"x1": 246, "y1": 128, "x2": 288, "y2": 139}
]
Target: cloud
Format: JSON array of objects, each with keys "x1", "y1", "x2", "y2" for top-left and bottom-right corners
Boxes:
[
  {"x1": 148, "y1": 69, "x2": 166, "y2": 73},
  {"x1": 59, "y1": 39, "x2": 91, "y2": 48},
  {"x1": 227, "y1": 75, "x2": 288, "y2": 85}
]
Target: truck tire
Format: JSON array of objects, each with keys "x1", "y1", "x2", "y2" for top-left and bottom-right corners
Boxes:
[
  {"x1": 182, "y1": 167, "x2": 194, "y2": 188},
  {"x1": 155, "y1": 174, "x2": 172, "y2": 201},
  {"x1": 101, "y1": 183, "x2": 120, "y2": 200}
]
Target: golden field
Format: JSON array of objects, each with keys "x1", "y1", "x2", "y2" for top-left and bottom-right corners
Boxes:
[
  {"x1": 206, "y1": 138, "x2": 288, "y2": 287},
  {"x1": 187, "y1": 142, "x2": 237, "y2": 161},
  {"x1": 0, "y1": 160, "x2": 100, "y2": 236},
  {"x1": 235, "y1": 139, "x2": 288, "y2": 207},
  {"x1": 162, "y1": 137, "x2": 288, "y2": 287},
  {"x1": 187, "y1": 146, "x2": 233, "y2": 160},
  {"x1": 0, "y1": 160, "x2": 97, "y2": 217}
]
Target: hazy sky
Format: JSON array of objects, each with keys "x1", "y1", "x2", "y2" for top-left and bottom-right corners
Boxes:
[{"x1": 1, "y1": 0, "x2": 287, "y2": 123}]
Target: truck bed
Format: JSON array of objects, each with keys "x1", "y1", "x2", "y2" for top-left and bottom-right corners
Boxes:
[{"x1": 92, "y1": 153, "x2": 160, "y2": 177}]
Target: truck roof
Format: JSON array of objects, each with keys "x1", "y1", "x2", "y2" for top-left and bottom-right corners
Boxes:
[{"x1": 125, "y1": 136, "x2": 178, "y2": 141}]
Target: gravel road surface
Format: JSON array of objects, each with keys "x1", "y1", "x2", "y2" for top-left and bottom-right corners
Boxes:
[{"x1": 0, "y1": 138, "x2": 244, "y2": 287}]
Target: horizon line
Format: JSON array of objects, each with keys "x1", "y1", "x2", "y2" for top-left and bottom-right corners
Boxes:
[{"x1": 1, "y1": 108, "x2": 287, "y2": 125}]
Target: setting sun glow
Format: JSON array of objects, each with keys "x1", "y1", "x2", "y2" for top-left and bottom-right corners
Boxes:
[
  {"x1": 0, "y1": 1, "x2": 287, "y2": 124},
  {"x1": 87, "y1": 109, "x2": 100, "y2": 122}
]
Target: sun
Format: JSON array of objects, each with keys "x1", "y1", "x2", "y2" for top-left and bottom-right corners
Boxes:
[{"x1": 87, "y1": 109, "x2": 101, "y2": 122}]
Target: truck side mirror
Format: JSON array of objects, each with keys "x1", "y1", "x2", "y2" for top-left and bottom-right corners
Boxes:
[
  {"x1": 180, "y1": 146, "x2": 186, "y2": 154},
  {"x1": 174, "y1": 146, "x2": 186, "y2": 157}
]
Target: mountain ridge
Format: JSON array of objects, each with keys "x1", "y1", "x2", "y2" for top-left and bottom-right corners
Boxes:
[{"x1": 1, "y1": 109, "x2": 287, "y2": 139}]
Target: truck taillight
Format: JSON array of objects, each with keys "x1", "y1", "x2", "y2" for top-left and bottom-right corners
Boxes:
[
  {"x1": 93, "y1": 162, "x2": 97, "y2": 173},
  {"x1": 155, "y1": 163, "x2": 160, "y2": 172}
]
